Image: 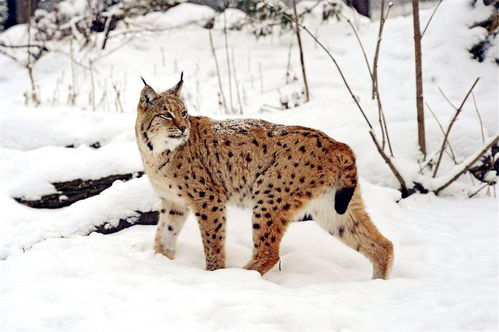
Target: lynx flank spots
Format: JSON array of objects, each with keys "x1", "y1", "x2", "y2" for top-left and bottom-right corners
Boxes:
[{"x1": 135, "y1": 75, "x2": 393, "y2": 279}]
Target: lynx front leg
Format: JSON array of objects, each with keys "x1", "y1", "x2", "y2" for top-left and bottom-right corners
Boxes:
[
  {"x1": 154, "y1": 202, "x2": 188, "y2": 259},
  {"x1": 193, "y1": 203, "x2": 227, "y2": 271}
]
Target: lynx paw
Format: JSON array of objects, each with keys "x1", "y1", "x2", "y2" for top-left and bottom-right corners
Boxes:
[{"x1": 154, "y1": 243, "x2": 175, "y2": 260}]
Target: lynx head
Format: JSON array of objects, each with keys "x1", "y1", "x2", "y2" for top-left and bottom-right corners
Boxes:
[{"x1": 137, "y1": 73, "x2": 190, "y2": 154}]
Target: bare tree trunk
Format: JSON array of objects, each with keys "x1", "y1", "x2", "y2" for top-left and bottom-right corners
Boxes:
[
  {"x1": 292, "y1": 0, "x2": 310, "y2": 102},
  {"x1": 347, "y1": 0, "x2": 370, "y2": 18},
  {"x1": 412, "y1": 0, "x2": 426, "y2": 158}
]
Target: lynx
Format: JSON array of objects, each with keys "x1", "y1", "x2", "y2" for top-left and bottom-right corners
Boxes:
[{"x1": 135, "y1": 74, "x2": 394, "y2": 279}]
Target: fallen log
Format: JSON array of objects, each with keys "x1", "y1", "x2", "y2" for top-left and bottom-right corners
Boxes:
[
  {"x1": 94, "y1": 210, "x2": 159, "y2": 235},
  {"x1": 92, "y1": 210, "x2": 312, "y2": 235},
  {"x1": 15, "y1": 171, "x2": 144, "y2": 209}
]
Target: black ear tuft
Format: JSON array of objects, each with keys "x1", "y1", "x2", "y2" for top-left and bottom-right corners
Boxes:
[
  {"x1": 334, "y1": 187, "x2": 355, "y2": 215},
  {"x1": 166, "y1": 72, "x2": 184, "y2": 97},
  {"x1": 141, "y1": 76, "x2": 147, "y2": 86}
]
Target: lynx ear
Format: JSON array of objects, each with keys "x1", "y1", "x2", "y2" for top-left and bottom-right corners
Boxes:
[
  {"x1": 139, "y1": 77, "x2": 158, "y2": 107},
  {"x1": 166, "y1": 72, "x2": 184, "y2": 97}
]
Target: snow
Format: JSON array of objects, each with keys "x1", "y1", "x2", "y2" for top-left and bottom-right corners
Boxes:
[
  {"x1": 1, "y1": 185, "x2": 497, "y2": 331},
  {"x1": 0, "y1": 1, "x2": 497, "y2": 331}
]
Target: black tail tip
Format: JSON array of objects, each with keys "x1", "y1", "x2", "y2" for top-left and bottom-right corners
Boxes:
[{"x1": 334, "y1": 187, "x2": 355, "y2": 214}]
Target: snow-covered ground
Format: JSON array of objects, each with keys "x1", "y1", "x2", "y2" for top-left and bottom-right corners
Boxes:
[{"x1": 0, "y1": 1, "x2": 497, "y2": 331}]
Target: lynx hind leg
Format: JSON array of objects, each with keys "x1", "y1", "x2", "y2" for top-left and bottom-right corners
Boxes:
[
  {"x1": 340, "y1": 193, "x2": 393, "y2": 279},
  {"x1": 314, "y1": 190, "x2": 394, "y2": 279},
  {"x1": 244, "y1": 208, "x2": 291, "y2": 275},
  {"x1": 154, "y1": 202, "x2": 188, "y2": 260},
  {"x1": 245, "y1": 188, "x2": 297, "y2": 275}
]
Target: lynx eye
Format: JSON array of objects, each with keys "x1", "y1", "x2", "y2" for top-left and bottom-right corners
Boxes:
[
  {"x1": 160, "y1": 112, "x2": 174, "y2": 120},
  {"x1": 181, "y1": 111, "x2": 188, "y2": 118}
]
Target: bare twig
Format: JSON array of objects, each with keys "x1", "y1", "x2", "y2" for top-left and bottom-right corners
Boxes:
[
  {"x1": 161, "y1": 46, "x2": 166, "y2": 67},
  {"x1": 112, "y1": 82, "x2": 124, "y2": 113},
  {"x1": 68, "y1": 38, "x2": 77, "y2": 105},
  {"x1": 421, "y1": 0, "x2": 443, "y2": 37},
  {"x1": 339, "y1": 2, "x2": 393, "y2": 156},
  {"x1": 25, "y1": 0, "x2": 40, "y2": 106},
  {"x1": 372, "y1": 1, "x2": 394, "y2": 156},
  {"x1": 231, "y1": 49, "x2": 244, "y2": 114},
  {"x1": 101, "y1": 14, "x2": 114, "y2": 50},
  {"x1": 426, "y1": 102, "x2": 457, "y2": 164},
  {"x1": 94, "y1": 36, "x2": 134, "y2": 64},
  {"x1": 223, "y1": 9, "x2": 234, "y2": 113},
  {"x1": 259, "y1": 62, "x2": 264, "y2": 93},
  {"x1": 471, "y1": 92, "x2": 486, "y2": 143},
  {"x1": 285, "y1": 39, "x2": 294, "y2": 83},
  {"x1": 262, "y1": 1, "x2": 373, "y2": 128},
  {"x1": 0, "y1": 48, "x2": 19, "y2": 63},
  {"x1": 434, "y1": 134, "x2": 498, "y2": 195},
  {"x1": 263, "y1": 1, "x2": 407, "y2": 194},
  {"x1": 468, "y1": 183, "x2": 488, "y2": 198},
  {"x1": 369, "y1": 130, "x2": 409, "y2": 195},
  {"x1": 89, "y1": 59, "x2": 96, "y2": 111},
  {"x1": 292, "y1": 0, "x2": 310, "y2": 102},
  {"x1": 338, "y1": 12, "x2": 373, "y2": 82},
  {"x1": 413, "y1": 0, "x2": 426, "y2": 157},
  {"x1": 438, "y1": 86, "x2": 458, "y2": 109},
  {"x1": 0, "y1": 42, "x2": 48, "y2": 52},
  {"x1": 433, "y1": 78, "x2": 480, "y2": 177},
  {"x1": 208, "y1": 29, "x2": 228, "y2": 113},
  {"x1": 372, "y1": 0, "x2": 392, "y2": 100}
]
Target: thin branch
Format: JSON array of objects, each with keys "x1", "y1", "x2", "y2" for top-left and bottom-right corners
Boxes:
[
  {"x1": 100, "y1": 14, "x2": 114, "y2": 50},
  {"x1": 259, "y1": 62, "x2": 264, "y2": 93},
  {"x1": 231, "y1": 48, "x2": 244, "y2": 114},
  {"x1": 433, "y1": 77, "x2": 480, "y2": 177},
  {"x1": 293, "y1": 0, "x2": 310, "y2": 102},
  {"x1": 426, "y1": 102, "x2": 457, "y2": 164},
  {"x1": 261, "y1": 1, "x2": 373, "y2": 129},
  {"x1": 112, "y1": 82, "x2": 124, "y2": 113},
  {"x1": 468, "y1": 183, "x2": 488, "y2": 198},
  {"x1": 338, "y1": 2, "x2": 393, "y2": 156},
  {"x1": 297, "y1": 0, "x2": 324, "y2": 19},
  {"x1": 338, "y1": 11, "x2": 373, "y2": 88},
  {"x1": 0, "y1": 42, "x2": 48, "y2": 52},
  {"x1": 434, "y1": 134, "x2": 498, "y2": 195},
  {"x1": 208, "y1": 29, "x2": 228, "y2": 113},
  {"x1": 373, "y1": 1, "x2": 394, "y2": 155},
  {"x1": 94, "y1": 36, "x2": 134, "y2": 64},
  {"x1": 421, "y1": 0, "x2": 443, "y2": 38},
  {"x1": 285, "y1": 39, "x2": 294, "y2": 83},
  {"x1": 471, "y1": 91, "x2": 485, "y2": 143},
  {"x1": 0, "y1": 49, "x2": 20, "y2": 63},
  {"x1": 262, "y1": 1, "x2": 408, "y2": 194},
  {"x1": 369, "y1": 130, "x2": 409, "y2": 195},
  {"x1": 372, "y1": 1, "x2": 392, "y2": 100},
  {"x1": 438, "y1": 86, "x2": 458, "y2": 109},
  {"x1": 223, "y1": 9, "x2": 234, "y2": 112}
]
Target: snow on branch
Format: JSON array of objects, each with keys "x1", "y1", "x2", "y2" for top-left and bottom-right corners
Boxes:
[{"x1": 432, "y1": 135, "x2": 499, "y2": 195}]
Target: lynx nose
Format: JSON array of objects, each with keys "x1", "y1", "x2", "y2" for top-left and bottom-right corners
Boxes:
[{"x1": 179, "y1": 126, "x2": 187, "y2": 133}]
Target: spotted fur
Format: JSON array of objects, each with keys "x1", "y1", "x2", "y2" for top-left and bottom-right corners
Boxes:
[{"x1": 135, "y1": 76, "x2": 394, "y2": 279}]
